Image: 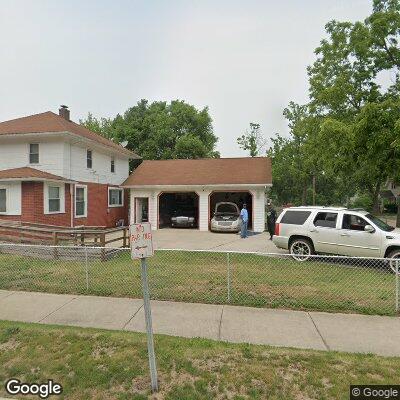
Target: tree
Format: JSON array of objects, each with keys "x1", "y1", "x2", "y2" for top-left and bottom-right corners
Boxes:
[
  {"x1": 237, "y1": 123, "x2": 266, "y2": 157},
  {"x1": 80, "y1": 100, "x2": 220, "y2": 160},
  {"x1": 79, "y1": 113, "x2": 112, "y2": 137}
]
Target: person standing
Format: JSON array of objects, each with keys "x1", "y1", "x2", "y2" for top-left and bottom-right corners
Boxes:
[
  {"x1": 266, "y1": 201, "x2": 277, "y2": 240},
  {"x1": 240, "y1": 203, "x2": 248, "y2": 238}
]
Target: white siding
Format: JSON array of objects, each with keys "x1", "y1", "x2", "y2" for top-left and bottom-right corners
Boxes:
[
  {"x1": 0, "y1": 140, "x2": 65, "y2": 177},
  {"x1": 69, "y1": 143, "x2": 129, "y2": 185},
  {"x1": 250, "y1": 188, "x2": 266, "y2": 233},
  {"x1": 0, "y1": 182, "x2": 21, "y2": 215},
  {"x1": 198, "y1": 191, "x2": 209, "y2": 231},
  {"x1": 129, "y1": 189, "x2": 157, "y2": 228}
]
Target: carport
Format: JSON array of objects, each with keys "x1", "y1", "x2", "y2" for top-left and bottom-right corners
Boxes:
[
  {"x1": 158, "y1": 192, "x2": 199, "y2": 229},
  {"x1": 209, "y1": 191, "x2": 253, "y2": 229}
]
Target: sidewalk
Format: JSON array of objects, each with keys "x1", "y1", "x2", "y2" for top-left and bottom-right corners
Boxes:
[{"x1": 0, "y1": 289, "x2": 399, "y2": 357}]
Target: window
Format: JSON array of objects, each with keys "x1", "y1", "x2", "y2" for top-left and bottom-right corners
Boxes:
[
  {"x1": 29, "y1": 143, "x2": 39, "y2": 164},
  {"x1": 313, "y1": 212, "x2": 338, "y2": 228},
  {"x1": 75, "y1": 185, "x2": 87, "y2": 217},
  {"x1": 111, "y1": 157, "x2": 115, "y2": 173},
  {"x1": 365, "y1": 213, "x2": 394, "y2": 232},
  {"x1": 280, "y1": 210, "x2": 311, "y2": 225},
  {"x1": 48, "y1": 186, "x2": 61, "y2": 213},
  {"x1": 108, "y1": 188, "x2": 123, "y2": 207},
  {"x1": 342, "y1": 214, "x2": 368, "y2": 231},
  {"x1": 87, "y1": 150, "x2": 92, "y2": 169},
  {"x1": 0, "y1": 189, "x2": 6, "y2": 213}
]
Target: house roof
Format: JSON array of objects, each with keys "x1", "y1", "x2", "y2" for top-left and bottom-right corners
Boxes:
[
  {"x1": 0, "y1": 111, "x2": 138, "y2": 158},
  {"x1": 0, "y1": 167, "x2": 73, "y2": 182},
  {"x1": 123, "y1": 157, "x2": 272, "y2": 187}
]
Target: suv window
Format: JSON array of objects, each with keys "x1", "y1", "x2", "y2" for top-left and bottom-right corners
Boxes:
[
  {"x1": 342, "y1": 214, "x2": 368, "y2": 231},
  {"x1": 280, "y1": 210, "x2": 311, "y2": 225},
  {"x1": 313, "y1": 212, "x2": 337, "y2": 228}
]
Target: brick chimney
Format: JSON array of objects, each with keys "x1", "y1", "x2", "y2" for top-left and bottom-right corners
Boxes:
[{"x1": 59, "y1": 105, "x2": 70, "y2": 120}]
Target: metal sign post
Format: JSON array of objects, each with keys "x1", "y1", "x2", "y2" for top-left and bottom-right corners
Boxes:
[{"x1": 130, "y1": 223, "x2": 158, "y2": 393}]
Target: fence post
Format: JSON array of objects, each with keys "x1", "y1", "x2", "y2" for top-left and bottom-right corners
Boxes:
[
  {"x1": 227, "y1": 252, "x2": 231, "y2": 303},
  {"x1": 85, "y1": 246, "x2": 89, "y2": 291},
  {"x1": 52, "y1": 232, "x2": 59, "y2": 260},
  {"x1": 396, "y1": 260, "x2": 399, "y2": 314}
]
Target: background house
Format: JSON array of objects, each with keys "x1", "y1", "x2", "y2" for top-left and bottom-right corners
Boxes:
[
  {"x1": 123, "y1": 157, "x2": 272, "y2": 232},
  {"x1": 0, "y1": 106, "x2": 139, "y2": 227}
]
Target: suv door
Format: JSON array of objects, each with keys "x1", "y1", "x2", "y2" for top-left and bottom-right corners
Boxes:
[
  {"x1": 308, "y1": 211, "x2": 339, "y2": 253},
  {"x1": 336, "y1": 213, "x2": 381, "y2": 257}
]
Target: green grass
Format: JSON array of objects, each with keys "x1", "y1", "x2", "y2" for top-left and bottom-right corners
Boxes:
[
  {"x1": 0, "y1": 320, "x2": 399, "y2": 400},
  {"x1": 0, "y1": 250, "x2": 395, "y2": 315}
]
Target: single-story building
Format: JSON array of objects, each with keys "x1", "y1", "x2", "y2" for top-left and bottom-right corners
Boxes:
[{"x1": 123, "y1": 157, "x2": 272, "y2": 232}]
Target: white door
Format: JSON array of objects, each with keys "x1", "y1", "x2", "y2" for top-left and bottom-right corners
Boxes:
[
  {"x1": 336, "y1": 213, "x2": 381, "y2": 257},
  {"x1": 308, "y1": 211, "x2": 339, "y2": 254}
]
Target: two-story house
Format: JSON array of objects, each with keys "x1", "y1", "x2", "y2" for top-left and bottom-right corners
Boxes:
[{"x1": 0, "y1": 106, "x2": 139, "y2": 227}]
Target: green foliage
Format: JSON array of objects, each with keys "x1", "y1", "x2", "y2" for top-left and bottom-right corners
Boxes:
[
  {"x1": 80, "y1": 100, "x2": 219, "y2": 161},
  {"x1": 271, "y1": 0, "x2": 400, "y2": 212},
  {"x1": 237, "y1": 123, "x2": 266, "y2": 157}
]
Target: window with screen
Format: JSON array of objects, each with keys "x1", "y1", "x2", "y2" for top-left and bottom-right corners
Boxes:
[
  {"x1": 108, "y1": 188, "x2": 123, "y2": 206},
  {"x1": 29, "y1": 143, "x2": 39, "y2": 164},
  {"x1": 342, "y1": 214, "x2": 368, "y2": 231},
  {"x1": 313, "y1": 212, "x2": 338, "y2": 228},
  {"x1": 48, "y1": 186, "x2": 61, "y2": 213},
  {"x1": 280, "y1": 210, "x2": 311, "y2": 225},
  {"x1": 111, "y1": 158, "x2": 115, "y2": 173},
  {"x1": 75, "y1": 186, "x2": 87, "y2": 217},
  {"x1": 0, "y1": 189, "x2": 6, "y2": 213},
  {"x1": 87, "y1": 150, "x2": 92, "y2": 169}
]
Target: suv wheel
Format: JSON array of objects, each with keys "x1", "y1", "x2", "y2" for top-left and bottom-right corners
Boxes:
[
  {"x1": 289, "y1": 238, "x2": 314, "y2": 261},
  {"x1": 387, "y1": 248, "x2": 400, "y2": 273}
]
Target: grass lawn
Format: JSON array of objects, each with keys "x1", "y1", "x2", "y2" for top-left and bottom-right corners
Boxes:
[
  {"x1": 0, "y1": 320, "x2": 399, "y2": 400},
  {"x1": 0, "y1": 249, "x2": 395, "y2": 315}
]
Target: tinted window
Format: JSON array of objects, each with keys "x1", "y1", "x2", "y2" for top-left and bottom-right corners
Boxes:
[
  {"x1": 313, "y1": 212, "x2": 337, "y2": 228},
  {"x1": 280, "y1": 210, "x2": 311, "y2": 225},
  {"x1": 342, "y1": 214, "x2": 368, "y2": 231},
  {"x1": 365, "y1": 214, "x2": 394, "y2": 232}
]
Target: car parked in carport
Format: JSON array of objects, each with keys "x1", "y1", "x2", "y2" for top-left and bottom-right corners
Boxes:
[
  {"x1": 211, "y1": 202, "x2": 241, "y2": 232},
  {"x1": 170, "y1": 207, "x2": 196, "y2": 228},
  {"x1": 273, "y1": 206, "x2": 400, "y2": 271}
]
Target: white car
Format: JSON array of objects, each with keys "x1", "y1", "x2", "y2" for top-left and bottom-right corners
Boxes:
[
  {"x1": 210, "y1": 202, "x2": 241, "y2": 232},
  {"x1": 273, "y1": 206, "x2": 400, "y2": 267}
]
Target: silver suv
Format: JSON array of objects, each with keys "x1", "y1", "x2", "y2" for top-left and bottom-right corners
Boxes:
[{"x1": 273, "y1": 206, "x2": 400, "y2": 267}]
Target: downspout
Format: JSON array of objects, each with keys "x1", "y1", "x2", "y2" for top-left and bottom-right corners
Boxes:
[{"x1": 69, "y1": 142, "x2": 74, "y2": 228}]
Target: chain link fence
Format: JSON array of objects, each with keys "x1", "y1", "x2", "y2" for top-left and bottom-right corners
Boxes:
[{"x1": 0, "y1": 243, "x2": 398, "y2": 316}]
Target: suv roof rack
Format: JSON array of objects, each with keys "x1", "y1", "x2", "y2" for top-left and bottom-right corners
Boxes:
[{"x1": 347, "y1": 208, "x2": 366, "y2": 211}]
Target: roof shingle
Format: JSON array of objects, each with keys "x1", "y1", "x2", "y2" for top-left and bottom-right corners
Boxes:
[
  {"x1": 0, "y1": 167, "x2": 72, "y2": 182},
  {"x1": 123, "y1": 157, "x2": 272, "y2": 186},
  {"x1": 0, "y1": 111, "x2": 138, "y2": 158}
]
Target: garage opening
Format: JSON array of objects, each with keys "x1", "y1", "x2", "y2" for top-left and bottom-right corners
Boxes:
[
  {"x1": 158, "y1": 192, "x2": 199, "y2": 229},
  {"x1": 209, "y1": 191, "x2": 253, "y2": 230}
]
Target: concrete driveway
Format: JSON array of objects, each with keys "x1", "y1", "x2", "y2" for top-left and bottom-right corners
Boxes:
[{"x1": 152, "y1": 228, "x2": 286, "y2": 253}]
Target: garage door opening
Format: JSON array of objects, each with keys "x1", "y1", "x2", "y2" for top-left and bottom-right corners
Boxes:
[
  {"x1": 158, "y1": 192, "x2": 199, "y2": 229},
  {"x1": 209, "y1": 191, "x2": 253, "y2": 230}
]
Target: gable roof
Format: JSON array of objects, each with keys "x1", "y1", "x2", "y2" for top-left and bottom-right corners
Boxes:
[
  {"x1": 0, "y1": 167, "x2": 74, "y2": 182},
  {"x1": 0, "y1": 111, "x2": 138, "y2": 158},
  {"x1": 123, "y1": 157, "x2": 272, "y2": 187}
]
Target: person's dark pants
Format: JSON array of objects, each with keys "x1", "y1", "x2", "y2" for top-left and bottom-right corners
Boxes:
[
  {"x1": 241, "y1": 220, "x2": 248, "y2": 238},
  {"x1": 267, "y1": 224, "x2": 274, "y2": 239}
]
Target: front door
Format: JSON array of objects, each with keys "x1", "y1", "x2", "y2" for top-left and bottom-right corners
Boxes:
[
  {"x1": 336, "y1": 213, "x2": 381, "y2": 257},
  {"x1": 135, "y1": 198, "x2": 149, "y2": 223},
  {"x1": 308, "y1": 211, "x2": 339, "y2": 254}
]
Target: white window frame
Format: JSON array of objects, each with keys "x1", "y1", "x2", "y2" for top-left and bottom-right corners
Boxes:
[
  {"x1": 108, "y1": 187, "x2": 124, "y2": 207},
  {"x1": 29, "y1": 143, "x2": 40, "y2": 165},
  {"x1": 86, "y1": 149, "x2": 93, "y2": 169},
  {"x1": 0, "y1": 186, "x2": 7, "y2": 214},
  {"x1": 44, "y1": 183, "x2": 65, "y2": 214},
  {"x1": 75, "y1": 184, "x2": 88, "y2": 218}
]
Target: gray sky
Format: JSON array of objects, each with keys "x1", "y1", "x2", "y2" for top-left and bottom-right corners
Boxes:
[{"x1": 0, "y1": 0, "x2": 372, "y2": 157}]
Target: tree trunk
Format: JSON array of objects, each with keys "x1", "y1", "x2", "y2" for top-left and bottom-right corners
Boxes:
[
  {"x1": 302, "y1": 183, "x2": 308, "y2": 206},
  {"x1": 372, "y1": 181, "x2": 382, "y2": 214}
]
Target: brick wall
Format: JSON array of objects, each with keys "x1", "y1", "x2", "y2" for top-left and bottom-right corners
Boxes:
[{"x1": 0, "y1": 181, "x2": 128, "y2": 228}]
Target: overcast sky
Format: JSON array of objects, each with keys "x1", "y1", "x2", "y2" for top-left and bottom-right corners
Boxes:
[{"x1": 0, "y1": 0, "x2": 372, "y2": 157}]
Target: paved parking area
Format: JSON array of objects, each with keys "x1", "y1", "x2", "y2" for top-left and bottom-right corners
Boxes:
[{"x1": 152, "y1": 229, "x2": 286, "y2": 253}]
